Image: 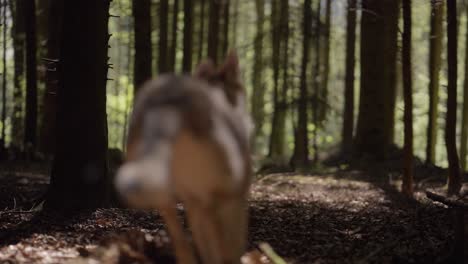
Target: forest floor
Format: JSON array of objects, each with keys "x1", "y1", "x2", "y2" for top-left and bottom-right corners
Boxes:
[{"x1": 0, "y1": 162, "x2": 466, "y2": 264}]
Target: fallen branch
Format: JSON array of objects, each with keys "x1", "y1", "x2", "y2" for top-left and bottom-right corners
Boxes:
[{"x1": 426, "y1": 191, "x2": 468, "y2": 210}]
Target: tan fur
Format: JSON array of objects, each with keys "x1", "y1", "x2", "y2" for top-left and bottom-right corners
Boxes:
[{"x1": 116, "y1": 52, "x2": 251, "y2": 264}]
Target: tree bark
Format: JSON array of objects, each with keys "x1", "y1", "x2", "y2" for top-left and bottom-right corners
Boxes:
[
  {"x1": 221, "y1": 0, "x2": 230, "y2": 57},
  {"x1": 182, "y1": 0, "x2": 193, "y2": 73},
  {"x1": 318, "y1": 0, "x2": 331, "y2": 123},
  {"x1": 460, "y1": 2, "x2": 468, "y2": 171},
  {"x1": 446, "y1": 0, "x2": 461, "y2": 195},
  {"x1": 24, "y1": 0, "x2": 38, "y2": 151},
  {"x1": 9, "y1": 0, "x2": 25, "y2": 150},
  {"x1": 268, "y1": 0, "x2": 280, "y2": 158},
  {"x1": 426, "y1": 0, "x2": 444, "y2": 165},
  {"x1": 158, "y1": 0, "x2": 169, "y2": 73},
  {"x1": 292, "y1": 0, "x2": 311, "y2": 168},
  {"x1": 169, "y1": 0, "x2": 179, "y2": 72},
  {"x1": 207, "y1": 0, "x2": 221, "y2": 64},
  {"x1": 197, "y1": 0, "x2": 206, "y2": 62},
  {"x1": 45, "y1": 0, "x2": 111, "y2": 210},
  {"x1": 354, "y1": 0, "x2": 399, "y2": 160},
  {"x1": 383, "y1": 0, "x2": 400, "y2": 146},
  {"x1": 251, "y1": 0, "x2": 265, "y2": 152},
  {"x1": 268, "y1": 0, "x2": 288, "y2": 160},
  {"x1": 402, "y1": 0, "x2": 413, "y2": 196},
  {"x1": 39, "y1": 0, "x2": 63, "y2": 156},
  {"x1": 341, "y1": 0, "x2": 356, "y2": 155},
  {"x1": 1, "y1": 0, "x2": 8, "y2": 153},
  {"x1": 312, "y1": 0, "x2": 321, "y2": 164},
  {"x1": 133, "y1": 0, "x2": 152, "y2": 91}
]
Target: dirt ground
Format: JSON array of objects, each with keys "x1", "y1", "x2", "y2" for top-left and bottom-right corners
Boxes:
[{"x1": 0, "y1": 162, "x2": 466, "y2": 264}]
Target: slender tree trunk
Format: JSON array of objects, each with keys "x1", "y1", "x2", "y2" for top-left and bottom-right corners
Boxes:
[
  {"x1": 207, "y1": 0, "x2": 221, "y2": 64},
  {"x1": 460, "y1": 2, "x2": 468, "y2": 171},
  {"x1": 221, "y1": 0, "x2": 230, "y2": 56},
  {"x1": 402, "y1": 0, "x2": 413, "y2": 196},
  {"x1": 278, "y1": 0, "x2": 289, "y2": 157},
  {"x1": 446, "y1": 0, "x2": 461, "y2": 195},
  {"x1": 268, "y1": 0, "x2": 281, "y2": 158},
  {"x1": 182, "y1": 0, "x2": 193, "y2": 73},
  {"x1": 123, "y1": 17, "x2": 133, "y2": 150},
  {"x1": 24, "y1": 0, "x2": 38, "y2": 151},
  {"x1": 231, "y1": 0, "x2": 239, "y2": 47},
  {"x1": 9, "y1": 0, "x2": 25, "y2": 150},
  {"x1": 133, "y1": 0, "x2": 152, "y2": 91},
  {"x1": 169, "y1": 0, "x2": 179, "y2": 72},
  {"x1": 1, "y1": 0, "x2": 7, "y2": 153},
  {"x1": 341, "y1": 0, "x2": 356, "y2": 155},
  {"x1": 45, "y1": 0, "x2": 111, "y2": 210},
  {"x1": 268, "y1": 0, "x2": 288, "y2": 159},
  {"x1": 197, "y1": 0, "x2": 206, "y2": 62},
  {"x1": 292, "y1": 0, "x2": 311, "y2": 167},
  {"x1": 159, "y1": 0, "x2": 169, "y2": 73},
  {"x1": 426, "y1": 0, "x2": 444, "y2": 165},
  {"x1": 318, "y1": 0, "x2": 331, "y2": 123},
  {"x1": 312, "y1": 0, "x2": 321, "y2": 164},
  {"x1": 382, "y1": 0, "x2": 400, "y2": 149},
  {"x1": 251, "y1": 0, "x2": 265, "y2": 152}
]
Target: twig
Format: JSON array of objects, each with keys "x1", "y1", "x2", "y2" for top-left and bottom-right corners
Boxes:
[{"x1": 259, "y1": 243, "x2": 287, "y2": 264}]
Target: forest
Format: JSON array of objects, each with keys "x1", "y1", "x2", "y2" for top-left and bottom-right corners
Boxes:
[{"x1": 0, "y1": 0, "x2": 467, "y2": 263}]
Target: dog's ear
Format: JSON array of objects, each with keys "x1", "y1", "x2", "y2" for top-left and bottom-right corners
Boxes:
[
  {"x1": 194, "y1": 59, "x2": 216, "y2": 81},
  {"x1": 218, "y1": 50, "x2": 241, "y2": 86},
  {"x1": 217, "y1": 50, "x2": 245, "y2": 105}
]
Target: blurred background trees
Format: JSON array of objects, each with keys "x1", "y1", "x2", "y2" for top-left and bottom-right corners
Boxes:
[{"x1": 0, "y1": 0, "x2": 467, "y2": 200}]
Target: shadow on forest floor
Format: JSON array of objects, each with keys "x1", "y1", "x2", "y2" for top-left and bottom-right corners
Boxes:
[{"x1": 0, "y1": 162, "x2": 466, "y2": 263}]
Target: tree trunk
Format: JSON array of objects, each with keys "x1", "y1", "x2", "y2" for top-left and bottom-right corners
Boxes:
[
  {"x1": 278, "y1": 0, "x2": 289, "y2": 158},
  {"x1": 169, "y1": 0, "x2": 179, "y2": 72},
  {"x1": 402, "y1": 0, "x2": 413, "y2": 196},
  {"x1": 1, "y1": 0, "x2": 8, "y2": 153},
  {"x1": 207, "y1": 0, "x2": 221, "y2": 64},
  {"x1": 38, "y1": 0, "x2": 63, "y2": 156},
  {"x1": 250, "y1": 0, "x2": 265, "y2": 152},
  {"x1": 318, "y1": 0, "x2": 331, "y2": 123},
  {"x1": 268, "y1": 0, "x2": 288, "y2": 160},
  {"x1": 182, "y1": 0, "x2": 193, "y2": 73},
  {"x1": 221, "y1": 0, "x2": 230, "y2": 57},
  {"x1": 460, "y1": 2, "x2": 468, "y2": 172},
  {"x1": 445, "y1": 0, "x2": 461, "y2": 195},
  {"x1": 312, "y1": 0, "x2": 321, "y2": 164},
  {"x1": 35, "y1": 0, "x2": 51, "y2": 150},
  {"x1": 292, "y1": 0, "x2": 311, "y2": 168},
  {"x1": 158, "y1": 0, "x2": 169, "y2": 73},
  {"x1": 197, "y1": 0, "x2": 206, "y2": 62},
  {"x1": 383, "y1": 0, "x2": 400, "y2": 147},
  {"x1": 341, "y1": 0, "x2": 356, "y2": 155},
  {"x1": 9, "y1": 0, "x2": 25, "y2": 150},
  {"x1": 426, "y1": 0, "x2": 444, "y2": 165},
  {"x1": 268, "y1": 0, "x2": 280, "y2": 158},
  {"x1": 231, "y1": 0, "x2": 239, "y2": 47},
  {"x1": 24, "y1": 0, "x2": 38, "y2": 152},
  {"x1": 354, "y1": 0, "x2": 399, "y2": 160},
  {"x1": 45, "y1": 0, "x2": 111, "y2": 210},
  {"x1": 133, "y1": 0, "x2": 152, "y2": 91}
]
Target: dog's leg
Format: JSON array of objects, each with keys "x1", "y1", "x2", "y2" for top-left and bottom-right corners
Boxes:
[{"x1": 160, "y1": 204, "x2": 197, "y2": 264}]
